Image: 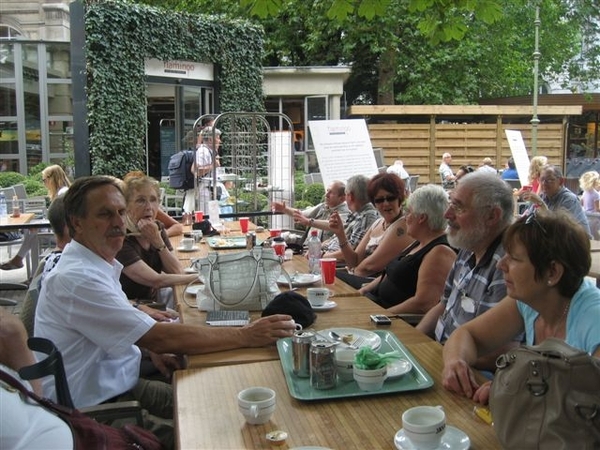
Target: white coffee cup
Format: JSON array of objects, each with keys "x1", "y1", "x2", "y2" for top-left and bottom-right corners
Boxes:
[
  {"x1": 237, "y1": 387, "x2": 276, "y2": 425},
  {"x1": 181, "y1": 237, "x2": 194, "y2": 250},
  {"x1": 306, "y1": 287, "x2": 331, "y2": 307},
  {"x1": 335, "y1": 348, "x2": 358, "y2": 382},
  {"x1": 402, "y1": 405, "x2": 446, "y2": 449}
]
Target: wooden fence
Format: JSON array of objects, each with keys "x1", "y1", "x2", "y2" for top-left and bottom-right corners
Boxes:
[{"x1": 368, "y1": 122, "x2": 565, "y2": 186}]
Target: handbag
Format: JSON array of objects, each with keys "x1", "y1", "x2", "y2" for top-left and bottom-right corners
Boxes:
[
  {"x1": 489, "y1": 338, "x2": 600, "y2": 449},
  {"x1": 192, "y1": 247, "x2": 289, "y2": 311},
  {"x1": 0, "y1": 369, "x2": 163, "y2": 450}
]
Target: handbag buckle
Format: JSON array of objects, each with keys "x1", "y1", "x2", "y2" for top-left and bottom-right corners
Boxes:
[{"x1": 575, "y1": 404, "x2": 599, "y2": 421}]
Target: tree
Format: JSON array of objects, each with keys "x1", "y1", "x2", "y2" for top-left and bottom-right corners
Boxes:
[{"x1": 137, "y1": 0, "x2": 600, "y2": 104}]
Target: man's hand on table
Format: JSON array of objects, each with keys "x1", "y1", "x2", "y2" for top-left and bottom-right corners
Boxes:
[{"x1": 243, "y1": 314, "x2": 296, "y2": 347}]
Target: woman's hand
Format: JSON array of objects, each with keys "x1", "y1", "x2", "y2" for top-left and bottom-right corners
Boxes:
[
  {"x1": 137, "y1": 218, "x2": 163, "y2": 247},
  {"x1": 472, "y1": 380, "x2": 492, "y2": 405},
  {"x1": 442, "y1": 358, "x2": 481, "y2": 399}
]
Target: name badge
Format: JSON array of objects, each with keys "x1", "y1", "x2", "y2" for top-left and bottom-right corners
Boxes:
[{"x1": 461, "y1": 294, "x2": 476, "y2": 314}]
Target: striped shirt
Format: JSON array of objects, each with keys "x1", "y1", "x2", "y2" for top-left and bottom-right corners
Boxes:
[
  {"x1": 321, "y1": 203, "x2": 379, "y2": 252},
  {"x1": 434, "y1": 234, "x2": 508, "y2": 343}
]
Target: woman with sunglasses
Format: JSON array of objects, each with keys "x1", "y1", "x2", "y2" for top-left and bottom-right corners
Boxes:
[
  {"x1": 360, "y1": 184, "x2": 456, "y2": 314},
  {"x1": 441, "y1": 209, "x2": 600, "y2": 405},
  {"x1": 330, "y1": 172, "x2": 414, "y2": 289},
  {"x1": 1, "y1": 165, "x2": 70, "y2": 271}
]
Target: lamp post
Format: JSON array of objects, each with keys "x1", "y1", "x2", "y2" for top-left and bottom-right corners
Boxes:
[{"x1": 531, "y1": 2, "x2": 541, "y2": 156}]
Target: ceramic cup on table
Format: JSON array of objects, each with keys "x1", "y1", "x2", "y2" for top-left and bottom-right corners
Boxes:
[
  {"x1": 306, "y1": 287, "x2": 331, "y2": 307},
  {"x1": 180, "y1": 237, "x2": 194, "y2": 250},
  {"x1": 402, "y1": 405, "x2": 446, "y2": 449},
  {"x1": 335, "y1": 348, "x2": 358, "y2": 382},
  {"x1": 237, "y1": 387, "x2": 276, "y2": 425},
  {"x1": 353, "y1": 365, "x2": 388, "y2": 392},
  {"x1": 239, "y1": 217, "x2": 250, "y2": 233}
]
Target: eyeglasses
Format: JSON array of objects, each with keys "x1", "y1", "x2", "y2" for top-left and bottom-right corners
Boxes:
[
  {"x1": 373, "y1": 196, "x2": 398, "y2": 204},
  {"x1": 540, "y1": 177, "x2": 558, "y2": 184},
  {"x1": 448, "y1": 200, "x2": 469, "y2": 215},
  {"x1": 42, "y1": 177, "x2": 49, "y2": 182},
  {"x1": 523, "y1": 210, "x2": 547, "y2": 235}
]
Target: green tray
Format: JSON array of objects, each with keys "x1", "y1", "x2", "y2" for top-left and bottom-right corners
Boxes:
[
  {"x1": 205, "y1": 236, "x2": 264, "y2": 249},
  {"x1": 276, "y1": 330, "x2": 434, "y2": 401}
]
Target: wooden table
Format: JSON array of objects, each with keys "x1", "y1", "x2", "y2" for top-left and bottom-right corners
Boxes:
[
  {"x1": 174, "y1": 340, "x2": 500, "y2": 449},
  {"x1": 177, "y1": 282, "x2": 430, "y2": 369}
]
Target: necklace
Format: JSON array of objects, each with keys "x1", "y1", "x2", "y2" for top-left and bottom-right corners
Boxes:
[
  {"x1": 550, "y1": 300, "x2": 571, "y2": 338},
  {"x1": 383, "y1": 213, "x2": 402, "y2": 231}
]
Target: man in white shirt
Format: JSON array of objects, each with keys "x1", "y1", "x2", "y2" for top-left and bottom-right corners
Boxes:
[
  {"x1": 439, "y1": 153, "x2": 456, "y2": 189},
  {"x1": 193, "y1": 126, "x2": 221, "y2": 213},
  {"x1": 35, "y1": 176, "x2": 296, "y2": 445}
]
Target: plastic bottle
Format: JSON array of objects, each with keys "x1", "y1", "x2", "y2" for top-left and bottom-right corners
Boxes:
[
  {"x1": 0, "y1": 192, "x2": 7, "y2": 223},
  {"x1": 307, "y1": 229, "x2": 322, "y2": 275},
  {"x1": 12, "y1": 195, "x2": 20, "y2": 218}
]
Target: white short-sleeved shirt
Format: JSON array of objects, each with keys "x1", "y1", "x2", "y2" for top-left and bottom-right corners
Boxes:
[
  {"x1": 35, "y1": 240, "x2": 156, "y2": 408},
  {"x1": 0, "y1": 365, "x2": 74, "y2": 449}
]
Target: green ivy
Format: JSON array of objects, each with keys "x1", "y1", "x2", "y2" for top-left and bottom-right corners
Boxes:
[{"x1": 83, "y1": 0, "x2": 265, "y2": 177}]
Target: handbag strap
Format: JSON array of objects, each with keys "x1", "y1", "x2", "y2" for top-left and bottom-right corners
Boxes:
[
  {"x1": 205, "y1": 250, "x2": 261, "y2": 307},
  {"x1": 0, "y1": 369, "x2": 72, "y2": 416}
]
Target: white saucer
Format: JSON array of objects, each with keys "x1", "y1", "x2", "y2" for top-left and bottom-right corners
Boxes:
[
  {"x1": 185, "y1": 284, "x2": 203, "y2": 295},
  {"x1": 177, "y1": 246, "x2": 199, "y2": 252},
  {"x1": 386, "y1": 359, "x2": 412, "y2": 380},
  {"x1": 394, "y1": 425, "x2": 470, "y2": 450},
  {"x1": 311, "y1": 300, "x2": 337, "y2": 311}
]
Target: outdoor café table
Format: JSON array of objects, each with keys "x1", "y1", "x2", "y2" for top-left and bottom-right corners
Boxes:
[
  {"x1": 0, "y1": 214, "x2": 49, "y2": 289},
  {"x1": 175, "y1": 284, "x2": 431, "y2": 369},
  {"x1": 173, "y1": 340, "x2": 500, "y2": 449}
]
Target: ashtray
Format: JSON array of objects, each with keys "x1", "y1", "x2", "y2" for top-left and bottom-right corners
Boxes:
[{"x1": 266, "y1": 430, "x2": 288, "y2": 446}]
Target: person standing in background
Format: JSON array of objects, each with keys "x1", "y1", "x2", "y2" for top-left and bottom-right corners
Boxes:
[{"x1": 439, "y1": 153, "x2": 456, "y2": 189}]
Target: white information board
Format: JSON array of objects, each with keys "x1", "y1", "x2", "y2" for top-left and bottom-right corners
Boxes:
[
  {"x1": 504, "y1": 129, "x2": 530, "y2": 187},
  {"x1": 308, "y1": 119, "x2": 379, "y2": 188}
]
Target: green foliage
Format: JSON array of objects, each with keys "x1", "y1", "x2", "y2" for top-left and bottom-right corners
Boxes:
[
  {"x1": 0, "y1": 172, "x2": 26, "y2": 188},
  {"x1": 303, "y1": 183, "x2": 325, "y2": 205},
  {"x1": 83, "y1": 0, "x2": 265, "y2": 177},
  {"x1": 28, "y1": 163, "x2": 50, "y2": 177},
  {"x1": 23, "y1": 179, "x2": 46, "y2": 197}
]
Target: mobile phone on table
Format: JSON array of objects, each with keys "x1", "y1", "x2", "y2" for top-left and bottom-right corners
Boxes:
[{"x1": 370, "y1": 314, "x2": 392, "y2": 325}]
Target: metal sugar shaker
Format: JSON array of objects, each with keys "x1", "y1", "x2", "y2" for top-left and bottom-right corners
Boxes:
[{"x1": 292, "y1": 330, "x2": 316, "y2": 378}]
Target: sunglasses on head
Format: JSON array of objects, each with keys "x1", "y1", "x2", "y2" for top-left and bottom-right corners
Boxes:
[
  {"x1": 373, "y1": 196, "x2": 398, "y2": 204},
  {"x1": 523, "y1": 209, "x2": 547, "y2": 235}
]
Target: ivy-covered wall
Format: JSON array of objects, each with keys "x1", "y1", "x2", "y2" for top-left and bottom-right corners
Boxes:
[{"x1": 83, "y1": 0, "x2": 265, "y2": 176}]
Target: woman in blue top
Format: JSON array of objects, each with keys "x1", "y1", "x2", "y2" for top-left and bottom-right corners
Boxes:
[{"x1": 441, "y1": 209, "x2": 600, "y2": 405}]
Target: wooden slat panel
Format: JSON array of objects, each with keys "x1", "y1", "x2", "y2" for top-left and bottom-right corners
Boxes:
[{"x1": 350, "y1": 104, "x2": 582, "y2": 116}]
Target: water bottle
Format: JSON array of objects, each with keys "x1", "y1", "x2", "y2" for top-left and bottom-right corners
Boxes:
[
  {"x1": 307, "y1": 229, "x2": 322, "y2": 275},
  {"x1": 0, "y1": 192, "x2": 7, "y2": 223}
]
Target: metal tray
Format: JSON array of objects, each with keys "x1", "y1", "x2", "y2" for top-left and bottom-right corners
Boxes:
[
  {"x1": 205, "y1": 236, "x2": 263, "y2": 249},
  {"x1": 276, "y1": 330, "x2": 433, "y2": 401}
]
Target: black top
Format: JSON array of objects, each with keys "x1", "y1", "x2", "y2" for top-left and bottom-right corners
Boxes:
[{"x1": 369, "y1": 235, "x2": 451, "y2": 308}]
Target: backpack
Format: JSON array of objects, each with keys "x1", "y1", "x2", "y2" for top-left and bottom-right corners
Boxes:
[{"x1": 168, "y1": 150, "x2": 195, "y2": 190}]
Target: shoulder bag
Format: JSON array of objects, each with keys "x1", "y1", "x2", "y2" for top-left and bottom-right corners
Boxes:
[
  {"x1": 192, "y1": 247, "x2": 289, "y2": 311},
  {"x1": 489, "y1": 338, "x2": 600, "y2": 449},
  {"x1": 0, "y1": 369, "x2": 163, "y2": 450}
]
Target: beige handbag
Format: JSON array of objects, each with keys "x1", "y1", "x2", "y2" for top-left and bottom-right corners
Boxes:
[
  {"x1": 489, "y1": 338, "x2": 600, "y2": 449},
  {"x1": 192, "y1": 247, "x2": 289, "y2": 311}
]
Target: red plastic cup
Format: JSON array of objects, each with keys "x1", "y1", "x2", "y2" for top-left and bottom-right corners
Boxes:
[
  {"x1": 521, "y1": 185, "x2": 532, "y2": 192},
  {"x1": 320, "y1": 258, "x2": 337, "y2": 285},
  {"x1": 194, "y1": 211, "x2": 204, "y2": 222},
  {"x1": 239, "y1": 217, "x2": 250, "y2": 233},
  {"x1": 269, "y1": 229, "x2": 282, "y2": 238},
  {"x1": 272, "y1": 242, "x2": 286, "y2": 256}
]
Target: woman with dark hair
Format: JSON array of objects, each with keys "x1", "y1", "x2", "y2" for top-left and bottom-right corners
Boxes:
[
  {"x1": 441, "y1": 209, "x2": 600, "y2": 405},
  {"x1": 455, "y1": 165, "x2": 475, "y2": 184},
  {"x1": 330, "y1": 172, "x2": 414, "y2": 288}
]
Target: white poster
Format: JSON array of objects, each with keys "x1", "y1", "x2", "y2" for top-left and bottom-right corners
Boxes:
[
  {"x1": 504, "y1": 129, "x2": 530, "y2": 187},
  {"x1": 308, "y1": 119, "x2": 379, "y2": 188}
]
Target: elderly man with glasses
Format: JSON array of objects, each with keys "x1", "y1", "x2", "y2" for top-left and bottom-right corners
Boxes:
[
  {"x1": 416, "y1": 171, "x2": 523, "y2": 371},
  {"x1": 521, "y1": 164, "x2": 591, "y2": 238}
]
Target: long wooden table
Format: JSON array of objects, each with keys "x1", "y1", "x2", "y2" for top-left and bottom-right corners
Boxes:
[{"x1": 174, "y1": 340, "x2": 500, "y2": 449}]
